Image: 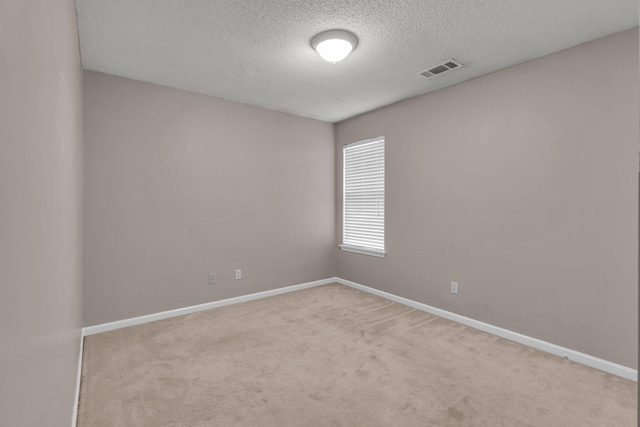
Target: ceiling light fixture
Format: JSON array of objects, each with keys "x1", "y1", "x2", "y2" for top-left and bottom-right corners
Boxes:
[{"x1": 311, "y1": 30, "x2": 358, "y2": 63}]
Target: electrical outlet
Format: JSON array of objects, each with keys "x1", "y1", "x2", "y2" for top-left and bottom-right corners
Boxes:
[
  {"x1": 208, "y1": 273, "x2": 216, "y2": 285},
  {"x1": 235, "y1": 269, "x2": 242, "y2": 280},
  {"x1": 451, "y1": 281, "x2": 459, "y2": 295}
]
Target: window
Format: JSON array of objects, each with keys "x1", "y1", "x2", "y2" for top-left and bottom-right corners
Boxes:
[{"x1": 340, "y1": 136, "x2": 385, "y2": 257}]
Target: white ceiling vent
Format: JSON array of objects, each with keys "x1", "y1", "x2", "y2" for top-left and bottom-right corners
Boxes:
[{"x1": 420, "y1": 59, "x2": 463, "y2": 79}]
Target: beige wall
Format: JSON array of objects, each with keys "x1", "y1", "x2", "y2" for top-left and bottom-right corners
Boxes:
[
  {"x1": 336, "y1": 29, "x2": 639, "y2": 368},
  {"x1": 0, "y1": 0, "x2": 83, "y2": 425},
  {"x1": 83, "y1": 71, "x2": 335, "y2": 326}
]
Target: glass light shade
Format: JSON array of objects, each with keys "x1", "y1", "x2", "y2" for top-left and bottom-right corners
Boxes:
[
  {"x1": 311, "y1": 30, "x2": 358, "y2": 64},
  {"x1": 315, "y1": 39, "x2": 354, "y2": 63}
]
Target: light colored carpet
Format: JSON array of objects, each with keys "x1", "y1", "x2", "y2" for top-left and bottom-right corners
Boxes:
[{"x1": 78, "y1": 283, "x2": 636, "y2": 426}]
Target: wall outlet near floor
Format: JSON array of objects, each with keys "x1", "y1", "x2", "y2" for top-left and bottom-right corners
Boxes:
[
  {"x1": 208, "y1": 273, "x2": 216, "y2": 285},
  {"x1": 451, "y1": 281, "x2": 459, "y2": 295},
  {"x1": 235, "y1": 269, "x2": 242, "y2": 280}
]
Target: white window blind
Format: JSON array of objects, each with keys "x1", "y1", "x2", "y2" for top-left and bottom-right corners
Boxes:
[{"x1": 340, "y1": 137, "x2": 385, "y2": 257}]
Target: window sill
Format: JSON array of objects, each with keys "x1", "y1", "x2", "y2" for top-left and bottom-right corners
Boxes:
[{"x1": 339, "y1": 245, "x2": 386, "y2": 258}]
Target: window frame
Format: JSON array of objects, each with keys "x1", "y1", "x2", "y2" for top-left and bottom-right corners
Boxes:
[{"x1": 339, "y1": 136, "x2": 386, "y2": 258}]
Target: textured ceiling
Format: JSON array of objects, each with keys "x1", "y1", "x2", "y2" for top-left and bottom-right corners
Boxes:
[{"x1": 76, "y1": 0, "x2": 638, "y2": 123}]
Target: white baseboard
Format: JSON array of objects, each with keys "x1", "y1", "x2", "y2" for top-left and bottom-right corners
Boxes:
[
  {"x1": 80, "y1": 276, "x2": 636, "y2": 382},
  {"x1": 336, "y1": 277, "x2": 637, "y2": 382},
  {"x1": 82, "y1": 277, "x2": 337, "y2": 336},
  {"x1": 71, "y1": 332, "x2": 84, "y2": 427}
]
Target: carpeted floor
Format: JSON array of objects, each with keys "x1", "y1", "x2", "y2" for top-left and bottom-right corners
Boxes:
[{"x1": 78, "y1": 283, "x2": 636, "y2": 426}]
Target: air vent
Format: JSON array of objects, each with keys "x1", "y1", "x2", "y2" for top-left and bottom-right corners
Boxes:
[{"x1": 420, "y1": 59, "x2": 463, "y2": 79}]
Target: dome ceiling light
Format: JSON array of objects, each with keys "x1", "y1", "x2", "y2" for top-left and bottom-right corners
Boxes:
[{"x1": 311, "y1": 30, "x2": 358, "y2": 64}]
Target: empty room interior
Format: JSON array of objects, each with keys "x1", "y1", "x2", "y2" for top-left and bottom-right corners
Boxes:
[{"x1": 2, "y1": 0, "x2": 639, "y2": 426}]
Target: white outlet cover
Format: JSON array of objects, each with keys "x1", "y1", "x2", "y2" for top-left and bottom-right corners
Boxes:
[
  {"x1": 208, "y1": 273, "x2": 216, "y2": 285},
  {"x1": 451, "y1": 281, "x2": 459, "y2": 295}
]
